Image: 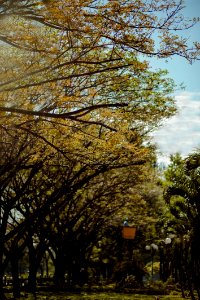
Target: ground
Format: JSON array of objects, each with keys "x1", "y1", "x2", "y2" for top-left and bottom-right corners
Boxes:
[{"x1": 5, "y1": 291, "x2": 186, "y2": 300}]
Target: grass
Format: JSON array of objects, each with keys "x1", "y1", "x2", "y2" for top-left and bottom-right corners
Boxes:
[{"x1": 6, "y1": 291, "x2": 185, "y2": 300}]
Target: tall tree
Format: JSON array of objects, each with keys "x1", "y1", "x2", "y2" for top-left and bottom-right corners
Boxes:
[{"x1": 163, "y1": 151, "x2": 200, "y2": 300}]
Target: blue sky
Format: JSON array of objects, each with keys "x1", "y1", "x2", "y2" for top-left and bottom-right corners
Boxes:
[{"x1": 151, "y1": 0, "x2": 200, "y2": 163}]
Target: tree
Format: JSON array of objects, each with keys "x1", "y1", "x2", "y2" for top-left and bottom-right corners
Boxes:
[
  {"x1": 0, "y1": 127, "x2": 48, "y2": 299},
  {"x1": 163, "y1": 151, "x2": 200, "y2": 300}
]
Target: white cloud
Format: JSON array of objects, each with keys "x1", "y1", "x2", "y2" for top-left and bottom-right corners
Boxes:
[{"x1": 152, "y1": 91, "x2": 200, "y2": 163}]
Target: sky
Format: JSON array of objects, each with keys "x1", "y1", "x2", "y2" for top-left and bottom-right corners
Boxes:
[{"x1": 150, "y1": 0, "x2": 200, "y2": 164}]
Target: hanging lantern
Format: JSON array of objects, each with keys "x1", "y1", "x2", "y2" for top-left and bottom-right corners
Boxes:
[{"x1": 122, "y1": 226, "x2": 136, "y2": 239}]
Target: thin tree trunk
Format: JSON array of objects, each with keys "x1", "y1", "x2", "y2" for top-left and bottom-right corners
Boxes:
[
  {"x1": 0, "y1": 273, "x2": 6, "y2": 300},
  {"x1": 27, "y1": 244, "x2": 37, "y2": 294},
  {"x1": 27, "y1": 227, "x2": 38, "y2": 295},
  {"x1": 44, "y1": 252, "x2": 49, "y2": 278},
  {"x1": 54, "y1": 249, "x2": 66, "y2": 287},
  {"x1": 11, "y1": 255, "x2": 21, "y2": 299}
]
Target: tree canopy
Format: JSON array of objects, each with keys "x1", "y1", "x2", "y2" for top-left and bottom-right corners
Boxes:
[{"x1": 1, "y1": 0, "x2": 199, "y2": 131}]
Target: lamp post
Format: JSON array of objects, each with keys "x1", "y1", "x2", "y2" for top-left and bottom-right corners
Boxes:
[
  {"x1": 145, "y1": 243, "x2": 158, "y2": 280},
  {"x1": 160, "y1": 236, "x2": 173, "y2": 281},
  {"x1": 121, "y1": 220, "x2": 136, "y2": 260},
  {"x1": 164, "y1": 237, "x2": 172, "y2": 281}
]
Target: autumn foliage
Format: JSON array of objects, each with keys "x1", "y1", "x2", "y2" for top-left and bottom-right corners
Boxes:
[{"x1": 0, "y1": 0, "x2": 199, "y2": 299}]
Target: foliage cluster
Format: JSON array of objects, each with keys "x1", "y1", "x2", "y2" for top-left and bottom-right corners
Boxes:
[{"x1": 160, "y1": 151, "x2": 200, "y2": 300}]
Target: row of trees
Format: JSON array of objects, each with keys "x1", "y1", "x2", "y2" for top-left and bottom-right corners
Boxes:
[
  {"x1": 0, "y1": 124, "x2": 160, "y2": 298},
  {"x1": 0, "y1": 0, "x2": 199, "y2": 299}
]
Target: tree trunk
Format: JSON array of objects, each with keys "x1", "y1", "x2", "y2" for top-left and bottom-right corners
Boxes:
[
  {"x1": 54, "y1": 249, "x2": 66, "y2": 286},
  {"x1": 11, "y1": 255, "x2": 21, "y2": 299},
  {"x1": 27, "y1": 244, "x2": 37, "y2": 294},
  {"x1": 0, "y1": 212, "x2": 8, "y2": 299},
  {"x1": 0, "y1": 272, "x2": 6, "y2": 300},
  {"x1": 26, "y1": 227, "x2": 38, "y2": 295},
  {"x1": 45, "y1": 252, "x2": 49, "y2": 278}
]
